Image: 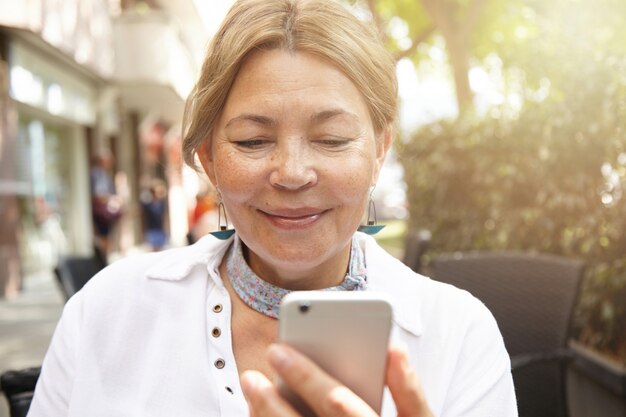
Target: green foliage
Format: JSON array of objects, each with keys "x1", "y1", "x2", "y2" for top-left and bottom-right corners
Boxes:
[
  {"x1": 399, "y1": 54, "x2": 626, "y2": 363},
  {"x1": 362, "y1": 0, "x2": 626, "y2": 361},
  {"x1": 477, "y1": 0, "x2": 626, "y2": 89},
  {"x1": 365, "y1": 0, "x2": 432, "y2": 59}
]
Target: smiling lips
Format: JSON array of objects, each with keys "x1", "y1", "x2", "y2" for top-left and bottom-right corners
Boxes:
[{"x1": 259, "y1": 208, "x2": 328, "y2": 229}]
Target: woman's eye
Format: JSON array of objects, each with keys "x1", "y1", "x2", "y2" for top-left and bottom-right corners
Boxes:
[
  {"x1": 316, "y1": 137, "x2": 351, "y2": 147},
  {"x1": 234, "y1": 139, "x2": 269, "y2": 149}
]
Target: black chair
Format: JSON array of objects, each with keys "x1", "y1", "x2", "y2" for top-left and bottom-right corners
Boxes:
[
  {"x1": 54, "y1": 254, "x2": 106, "y2": 300},
  {"x1": 402, "y1": 229, "x2": 431, "y2": 274},
  {"x1": 0, "y1": 367, "x2": 41, "y2": 417},
  {"x1": 432, "y1": 251, "x2": 585, "y2": 417}
]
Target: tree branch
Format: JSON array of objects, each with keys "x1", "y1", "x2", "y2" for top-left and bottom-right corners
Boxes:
[
  {"x1": 420, "y1": 0, "x2": 453, "y2": 39},
  {"x1": 394, "y1": 25, "x2": 436, "y2": 61},
  {"x1": 464, "y1": 0, "x2": 488, "y2": 34}
]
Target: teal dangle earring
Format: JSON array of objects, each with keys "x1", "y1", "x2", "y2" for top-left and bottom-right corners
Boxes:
[
  {"x1": 358, "y1": 188, "x2": 385, "y2": 235},
  {"x1": 210, "y1": 194, "x2": 235, "y2": 240}
]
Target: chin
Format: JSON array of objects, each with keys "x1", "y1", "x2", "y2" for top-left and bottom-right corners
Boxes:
[
  {"x1": 267, "y1": 245, "x2": 332, "y2": 268},
  {"x1": 253, "y1": 236, "x2": 343, "y2": 267}
]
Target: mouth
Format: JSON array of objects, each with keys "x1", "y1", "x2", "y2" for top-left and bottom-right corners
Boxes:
[{"x1": 258, "y1": 207, "x2": 329, "y2": 229}]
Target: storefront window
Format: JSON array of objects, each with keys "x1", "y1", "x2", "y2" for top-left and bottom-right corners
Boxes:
[
  {"x1": 9, "y1": 41, "x2": 97, "y2": 125},
  {"x1": 17, "y1": 118, "x2": 71, "y2": 273}
]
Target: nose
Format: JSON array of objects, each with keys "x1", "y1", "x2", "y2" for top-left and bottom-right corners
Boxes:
[{"x1": 269, "y1": 140, "x2": 317, "y2": 190}]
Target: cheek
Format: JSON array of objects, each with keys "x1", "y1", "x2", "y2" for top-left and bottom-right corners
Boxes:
[
  {"x1": 328, "y1": 157, "x2": 376, "y2": 205},
  {"x1": 212, "y1": 149, "x2": 262, "y2": 201}
]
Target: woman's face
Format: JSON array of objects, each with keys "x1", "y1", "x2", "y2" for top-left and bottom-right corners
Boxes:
[{"x1": 198, "y1": 49, "x2": 391, "y2": 288}]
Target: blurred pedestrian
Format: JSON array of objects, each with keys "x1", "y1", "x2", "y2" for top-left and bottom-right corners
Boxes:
[
  {"x1": 186, "y1": 189, "x2": 217, "y2": 244},
  {"x1": 90, "y1": 150, "x2": 121, "y2": 260},
  {"x1": 141, "y1": 181, "x2": 168, "y2": 251}
]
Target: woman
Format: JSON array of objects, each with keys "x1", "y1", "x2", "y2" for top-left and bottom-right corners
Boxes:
[{"x1": 28, "y1": 0, "x2": 517, "y2": 416}]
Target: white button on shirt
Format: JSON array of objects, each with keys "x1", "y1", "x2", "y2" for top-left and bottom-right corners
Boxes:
[{"x1": 28, "y1": 233, "x2": 518, "y2": 417}]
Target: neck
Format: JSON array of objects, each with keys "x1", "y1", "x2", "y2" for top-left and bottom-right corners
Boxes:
[{"x1": 246, "y1": 241, "x2": 352, "y2": 290}]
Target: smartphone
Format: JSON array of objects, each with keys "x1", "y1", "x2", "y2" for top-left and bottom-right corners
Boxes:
[{"x1": 277, "y1": 291, "x2": 393, "y2": 417}]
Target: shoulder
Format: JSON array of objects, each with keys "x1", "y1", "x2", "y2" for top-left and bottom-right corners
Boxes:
[{"x1": 75, "y1": 236, "x2": 232, "y2": 308}]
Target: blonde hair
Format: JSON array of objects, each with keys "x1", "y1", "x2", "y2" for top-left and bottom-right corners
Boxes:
[{"x1": 182, "y1": 0, "x2": 398, "y2": 169}]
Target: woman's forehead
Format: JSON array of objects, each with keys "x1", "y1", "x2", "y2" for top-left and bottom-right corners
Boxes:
[{"x1": 220, "y1": 49, "x2": 373, "y2": 127}]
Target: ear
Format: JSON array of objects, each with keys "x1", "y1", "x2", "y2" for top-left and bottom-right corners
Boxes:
[
  {"x1": 197, "y1": 139, "x2": 218, "y2": 187},
  {"x1": 371, "y1": 126, "x2": 393, "y2": 185}
]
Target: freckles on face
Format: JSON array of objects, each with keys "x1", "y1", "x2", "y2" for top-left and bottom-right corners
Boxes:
[{"x1": 206, "y1": 49, "x2": 385, "y2": 284}]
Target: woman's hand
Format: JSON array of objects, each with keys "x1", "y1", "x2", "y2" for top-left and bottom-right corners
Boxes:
[{"x1": 240, "y1": 344, "x2": 434, "y2": 417}]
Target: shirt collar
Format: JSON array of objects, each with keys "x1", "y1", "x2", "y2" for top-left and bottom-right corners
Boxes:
[
  {"x1": 145, "y1": 232, "x2": 423, "y2": 337},
  {"x1": 358, "y1": 233, "x2": 424, "y2": 337},
  {"x1": 145, "y1": 235, "x2": 233, "y2": 281}
]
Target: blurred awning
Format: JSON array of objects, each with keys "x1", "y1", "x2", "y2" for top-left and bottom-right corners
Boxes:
[
  {"x1": 112, "y1": 10, "x2": 196, "y2": 125},
  {"x1": 115, "y1": 81, "x2": 184, "y2": 126}
]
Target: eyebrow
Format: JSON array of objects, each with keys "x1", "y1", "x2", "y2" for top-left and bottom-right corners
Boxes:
[
  {"x1": 224, "y1": 114, "x2": 277, "y2": 129},
  {"x1": 310, "y1": 109, "x2": 360, "y2": 124}
]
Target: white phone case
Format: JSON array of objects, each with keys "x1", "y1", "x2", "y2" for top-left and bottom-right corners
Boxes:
[{"x1": 278, "y1": 291, "x2": 393, "y2": 417}]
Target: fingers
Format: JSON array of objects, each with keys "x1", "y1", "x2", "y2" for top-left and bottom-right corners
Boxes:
[
  {"x1": 268, "y1": 344, "x2": 377, "y2": 417},
  {"x1": 241, "y1": 370, "x2": 299, "y2": 417},
  {"x1": 386, "y1": 345, "x2": 434, "y2": 417},
  {"x1": 245, "y1": 343, "x2": 434, "y2": 417}
]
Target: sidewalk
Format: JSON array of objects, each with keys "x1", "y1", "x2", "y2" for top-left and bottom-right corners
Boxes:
[{"x1": 0, "y1": 270, "x2": 64, "y2": 417}]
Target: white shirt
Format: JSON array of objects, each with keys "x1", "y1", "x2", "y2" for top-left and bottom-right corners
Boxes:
[{"x1": 28, "y1": 233, "x2": 517, "y2": 417}]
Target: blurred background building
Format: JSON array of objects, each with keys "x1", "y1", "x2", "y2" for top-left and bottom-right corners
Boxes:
[{"x1": 0, "y1": 0, "x2": 223, "y2": 298}]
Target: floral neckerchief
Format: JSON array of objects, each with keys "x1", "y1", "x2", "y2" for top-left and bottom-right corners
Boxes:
[{"x1": 225, "y1": 235, "x2": 367, "y2": 319}]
